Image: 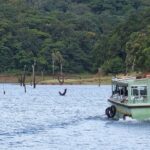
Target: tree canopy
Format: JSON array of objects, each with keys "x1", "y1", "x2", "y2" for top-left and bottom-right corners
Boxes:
[{"x1": 0, "y1": 0, "x2": 149, "y2": 74}]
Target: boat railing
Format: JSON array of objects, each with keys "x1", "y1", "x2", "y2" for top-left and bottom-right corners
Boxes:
[
  {"x1": 111, "y1": 94, "x2": 128, "y2": 103},
  {"x1": 112, "y1": 76, "x2": 136, "y2": 81},
  {"x1": 131, "y1": 95, "x2": 148, "y2": 103}
]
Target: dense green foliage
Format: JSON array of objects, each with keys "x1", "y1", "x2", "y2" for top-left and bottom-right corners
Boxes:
[
  {"x1": 0, "y1": 0, "x2": 149, "y2": 74},
  {"x1": 98, "y1": 9, "x2": 150, "y2": 73}
]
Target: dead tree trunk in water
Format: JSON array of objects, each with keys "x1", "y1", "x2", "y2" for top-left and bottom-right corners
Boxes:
[
  {"x1": 3, "y1": 80, "x2": 6, "y2": 95},
  {"x1": 41, "y1": 71, "x2": 44, "y2": 81},
  {"x1": 98, "y1": 68, "x2": 102, "y2": 87},
  {"x1": 23, "y1": 65, "x2": 26, "y2": 93},
  {"x1": 18, "y1": 74, "x2": 23, "y2": 86},
  {"x1": 32, "y1": 59, "x2": 36, "y2": 88}
]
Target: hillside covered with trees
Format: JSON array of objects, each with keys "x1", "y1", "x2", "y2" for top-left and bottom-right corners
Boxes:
[{"x1": 0, "y1": 0, "x2": 150, "y2": 74}]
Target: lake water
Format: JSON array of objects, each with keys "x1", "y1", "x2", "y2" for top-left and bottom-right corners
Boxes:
[{"x1": 0, "y1": 84, "x2": 150, "y2": 150}]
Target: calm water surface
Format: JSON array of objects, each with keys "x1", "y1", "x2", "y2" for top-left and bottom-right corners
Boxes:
[{"x1": 0, "y1": 84, "x2": 150, "y2": 150}]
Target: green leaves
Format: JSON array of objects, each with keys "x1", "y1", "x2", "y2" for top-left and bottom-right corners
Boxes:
[
  {"x1": 102, "y1": 57, "x2": 125, "y2": 74},
  {"x1": 0, "y1": 0, "x2": 150, "y2": 74}
]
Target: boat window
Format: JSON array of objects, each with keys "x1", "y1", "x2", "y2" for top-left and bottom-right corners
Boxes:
[
  {"x1": 112, "y1": 85, "x2": 118, "y2": 94},
  {"x1": 113, "y1": 85, "x2": 128, "y2": 95},
  {"x1": 131, "y1": 86, "x2": 147, "y2": 100},
  {"x1": 139, "y1": 86, "x2": 147, "y2": 96},
  {"x1": 132, "y1": 86, "x2": 138, "y2": 96}
]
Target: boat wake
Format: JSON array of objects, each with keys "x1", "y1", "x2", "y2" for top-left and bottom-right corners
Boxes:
[{"x1": 0, "y1": 114, "x2": 108, "y2": 138}]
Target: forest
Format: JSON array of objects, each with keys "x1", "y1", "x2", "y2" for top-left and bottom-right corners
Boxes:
[{"x1": 0, "y1": 0, "x2": 150, "y2": 74}]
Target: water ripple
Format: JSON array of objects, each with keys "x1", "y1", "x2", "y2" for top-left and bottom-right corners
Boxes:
[{"x1": 0, "y1": 85, "x2": 150, "y2": 150}]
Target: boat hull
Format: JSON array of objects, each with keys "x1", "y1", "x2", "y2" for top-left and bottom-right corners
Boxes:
[{"x1": 108, "y1": 99, "x2": 150, "y2": 120}]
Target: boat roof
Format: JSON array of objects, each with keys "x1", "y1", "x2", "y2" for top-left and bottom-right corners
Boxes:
[{"x1": 112, "y1": 76, "x2": 150, "y2": 86}]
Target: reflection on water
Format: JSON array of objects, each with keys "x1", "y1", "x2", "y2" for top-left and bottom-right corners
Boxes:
[{"x1": 0, "y1": 84, "x2": 150, "y2": 150}]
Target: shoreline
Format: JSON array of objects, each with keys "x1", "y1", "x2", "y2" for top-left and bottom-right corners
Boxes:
[{"x1": 0, "y1": 74, "x2": 112, "y2": 85}]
